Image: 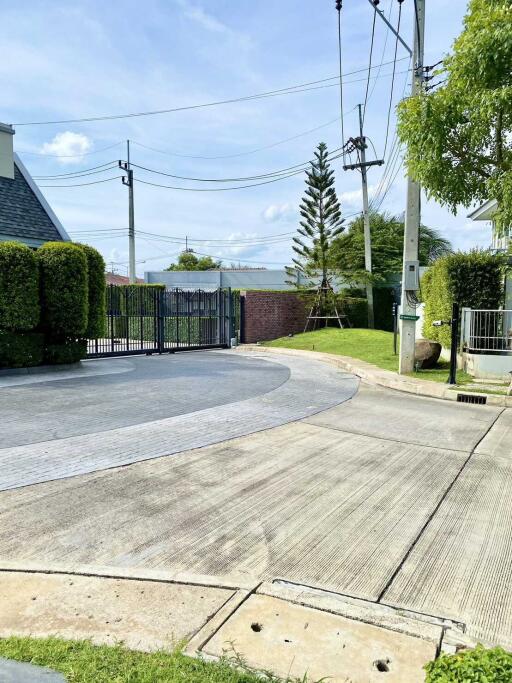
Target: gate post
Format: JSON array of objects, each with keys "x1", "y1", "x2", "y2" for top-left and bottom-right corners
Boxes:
[
  {"x1": 157, "y1": 288, "x2": 165, "y2": 354},
  {"x1": 227, "y1": 287, "x2": 233, "y2": 347}
]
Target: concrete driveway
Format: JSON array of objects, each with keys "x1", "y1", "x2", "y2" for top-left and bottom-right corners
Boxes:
[{"x1": 0, "y1": 350, "x2": 510, "y2": 649}]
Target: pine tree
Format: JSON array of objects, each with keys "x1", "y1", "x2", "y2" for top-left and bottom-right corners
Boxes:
[{"x1": 287, "y1": 142, "x2": 344, "y2": 301}]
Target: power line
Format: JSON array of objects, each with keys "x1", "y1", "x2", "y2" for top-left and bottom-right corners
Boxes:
[
  {"x1": 13, "y1": 61, "x2": 411, "y2": 127},
  {"x1": 383, "y1": 0, "x2": 403, "y2": 158},
  {"x1": 16, "y1": 141, "x2": 124, "y2": 158},
  {"x1": 366, "y1": 0, "x2": 394, "y2": 105},
  {"x1": 33, "y1": 161, "x2": 119, "y2": 179},
  {"x1": 39, "y1": 176, "x2": 123, "y2": 188},
  {"x1": 362, "y1": 3, "x2": 378, "y2": 124},
  {"x1": 130, "y1": 117, "x2": 345, "y2": 160},
  {"x1": 336, "y1": 2, "x2": 346, "y2": 162},
  {"x1": 128, "y1": 149, "x2": 343, "y2": 183}
]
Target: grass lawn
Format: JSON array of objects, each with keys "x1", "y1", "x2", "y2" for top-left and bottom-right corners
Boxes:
[
  {"x1": 0, "y1": 637, "x2": 293, "y2": 683},
  {"x1": 265, "y1": 328, "x2": 473, "y2": 385}
]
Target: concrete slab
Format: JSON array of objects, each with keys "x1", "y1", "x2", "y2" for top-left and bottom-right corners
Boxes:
[
  {"x1": 203, "y1": 593, "x2": 437, "y2": 683},
  {"x1": 383, "y1": 449, "x2": 512, "y2": 649},
  {"x1": 0, "y1": 658, "x2": 66, "y2": 682},
  {"x1": 0, "y1": 571, "x2": 233, "y2": 651},
  {"x1": 476, "y1": 408, "x2": 512, "y2": 458},
  {"x1": 304, "y1": 385, "x2": 501, "y2": 451},
  {"x1": 0, "y1": 422, "x2": 467, "y2": 601},
  {"x1": 0, "y1": 352, "x2": 357, "y2": 490}
]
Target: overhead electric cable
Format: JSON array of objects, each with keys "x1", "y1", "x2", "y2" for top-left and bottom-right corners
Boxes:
[
  {"x1": 366, "y1": 0, "x2": 394, "y2": 104},
  {"x1": 33, "y1": 161, "x2": 119, "y2": 179},
  {"x1": 362, "y1": 2, "x2": 378, "y2": 123},
  {"x1": 13, "y1": 60, "x2": 410, "y2": 127},
  {"x1": 17, "y1": 141, "x2": 123, "y2": 158},
  {"x1": 336, "y1": 1, "x2": 346, "y2": 162},
  {"x1": 382, "y1": 0, "x2": 403, "y2": 158},
  {"x1": 39, "y1": 176, "x2": 123, "y2": 188},
  {"x1": 128, "y1": 149, "x2": 343, "y2": 183}
]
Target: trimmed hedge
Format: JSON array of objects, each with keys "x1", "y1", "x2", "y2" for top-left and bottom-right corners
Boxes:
[
  {"x1": 422, "y1": 251, "x2": 504, "y2": 347},
  {"x1": 77, "y1": 243, "x2": 106, "y2": 339},
  {"x1": 44, "y1": 339, "x2": 88, "y2": 365},
  {"x1": 38, "y1": 242, "x2": 89, "y2": 339},
  {"x1": 0, "y1": 241, "x2": 40, "y2": 331},
  {"x1": 425, "y1": 645, "x2": 512, "y2": 682},
  {"x1": 0, "y1": 331, "x2": 44, "y2": 368}
]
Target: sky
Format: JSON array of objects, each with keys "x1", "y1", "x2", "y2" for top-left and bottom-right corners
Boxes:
[{"x1": 2, "y1": 0, "x2": 490, "y2": 276}]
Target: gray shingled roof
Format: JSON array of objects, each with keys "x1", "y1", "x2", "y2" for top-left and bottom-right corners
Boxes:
[{"x1": 0, "y1": 161, "x2": 63, "y2": 244}]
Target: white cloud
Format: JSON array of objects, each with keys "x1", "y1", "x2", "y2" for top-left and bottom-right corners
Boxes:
[
  {"x1": 339, "y1": 184, "x2": 379, "y2": 207},
  {"x1": 176, "y1": 0, "x2": 231, "y2": 34},
  {"x1": 40, "y1": 131, "x2": 92, "y2": 164},
  {"x1": 262, "y1": 203, "x2": 297, "y2": 223}
]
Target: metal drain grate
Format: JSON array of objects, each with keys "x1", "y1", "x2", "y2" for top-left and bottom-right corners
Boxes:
[{"x1": 457, "y1": 393, "x2": 487, "y2": 405}]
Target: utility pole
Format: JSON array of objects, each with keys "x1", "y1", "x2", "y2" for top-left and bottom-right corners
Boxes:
[
  {"x1": 398, "y1": 0, "x2": 426, "y2": 373},
  {"x1": 358, "y1": 103, "x2": 374, "y2": 329},
  {"x1": 342, "y1": 107, "x2": 383, "y2": 329},
  {"x1": 120, "y1": 140, "x2": 136, "y2": 284}
]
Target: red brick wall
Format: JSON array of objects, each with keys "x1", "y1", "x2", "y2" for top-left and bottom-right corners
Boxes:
[{"x1": 241, "y1": 291, "x2": 307, "y2": 343}]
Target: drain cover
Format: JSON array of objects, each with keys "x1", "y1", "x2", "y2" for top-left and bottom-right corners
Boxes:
[{"x1": 203, "y1": 594, "x2": 436, "y2": 683}]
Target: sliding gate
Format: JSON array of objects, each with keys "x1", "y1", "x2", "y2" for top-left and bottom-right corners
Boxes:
[{"x1": 87, "y1": 286, "x2": 233, "y2": 358}]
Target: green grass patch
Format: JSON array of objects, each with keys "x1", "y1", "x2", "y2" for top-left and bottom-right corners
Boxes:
[
  {"x1": 265, "y1": 328, "x2": 472, "y2": 384},
  {"x1": 0, "y1": 637, "x2": 300, "y2": 683}
]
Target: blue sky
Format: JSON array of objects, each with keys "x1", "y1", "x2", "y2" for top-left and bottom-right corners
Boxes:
[{"x1": 3, "y1": 0, "x2": 489, "y2": 276}]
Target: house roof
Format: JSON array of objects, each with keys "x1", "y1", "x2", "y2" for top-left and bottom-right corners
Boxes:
[
  {"x1": 106, "y1": 273, "x2": 144, "y2": 286},
  {"x1": 0, "y1": 153, "x2": 69, "y2": 247},
  {"x1": 467, "y1": 199, "x2": 498, "y2": 221}
]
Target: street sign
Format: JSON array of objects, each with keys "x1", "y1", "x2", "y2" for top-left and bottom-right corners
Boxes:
[{"x1": 399, "y1": 314, "x2": 420, "y2": 321}]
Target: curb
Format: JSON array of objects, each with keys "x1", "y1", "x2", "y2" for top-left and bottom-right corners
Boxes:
[
  {"x1": 0, "y1": 361, "x2": 82, "y2": 377},
  {"x1": 237, "y1": 345, "x2": 512, "y2": 407}
]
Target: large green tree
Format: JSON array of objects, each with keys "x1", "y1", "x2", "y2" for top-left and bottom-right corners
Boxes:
[
  {"x1": 397, "y1": 0, "x2": 512, "y2": 234},
  {"x1": 165, "y1": 251, "x2": 221, "y2": 271},
  {"x1": 288, "y1": 142, "x2": 344, "y2": 287},
  {"x1": 330, "y1": 212, "x2": 452, "y2": 281}
]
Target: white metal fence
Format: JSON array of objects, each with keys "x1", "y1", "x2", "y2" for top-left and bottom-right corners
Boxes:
[{"x1": 462, "y1": 308, "x2": 512, "y2": 353}]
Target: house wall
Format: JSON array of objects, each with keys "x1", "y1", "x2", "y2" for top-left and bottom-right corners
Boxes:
[{"x1": 241, "y1": 291, "x2": 307, "y2": 343}]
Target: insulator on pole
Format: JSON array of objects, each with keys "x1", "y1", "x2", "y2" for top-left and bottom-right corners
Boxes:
[{"x1": 335, "y1": 1, "x2": 342, "y2": 11}]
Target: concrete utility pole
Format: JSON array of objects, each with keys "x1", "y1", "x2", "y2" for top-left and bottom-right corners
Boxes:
[
  {"x1": 126, "y1": 140, "x2": 136, "y2": 283},
  {"x1": 398, "y1": 0, "x2": 426, "y2": 373},
  {"x1": 343, "y1": 107, "x2": 383, "y2": 328},
  {"x1": 358, "y1": 103, "x2": 374, "y2": 329}
]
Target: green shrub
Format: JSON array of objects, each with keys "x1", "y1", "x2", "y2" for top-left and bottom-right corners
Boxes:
[
  {"x1": 0, "y1": 241, "x2": 40, "y2": 331},
  {"x1": 44, "y1": 339, "x2": 87, "y2": 365},
  {"x1": 422, "y1": 250, "x2": 505, "y2": 347},
  {"x1": 425, "y1": 645, "x2": 512, "y2": 682},
  {"x1": 38, "y1": 242, "x2": 89, "y2": 339},
  {"x1": 76, "y1": 244, "x2": 105, "y2": 339},
  {"x1": 0, "y1": 331, "x2": 44, "y2": 368},
  {"x1": 343, "y1": 297, "x2": 368, "y2": 328}
]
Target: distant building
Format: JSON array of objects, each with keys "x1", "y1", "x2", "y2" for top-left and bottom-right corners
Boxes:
[
  {"x1": 0, "y1": 123, "x2": 69, "y2": 248},
  {"x1": 468, "y1": 199, "x2": 510, "y2": 254},
  {"x1": 106, "y1": 272, "x2": 144, "y2": 286}
]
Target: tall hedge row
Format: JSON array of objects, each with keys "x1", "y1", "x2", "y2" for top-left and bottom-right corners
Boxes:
[
  {"x1": 77, "y1": 243, "x2": 106, "y2": 339},
  {"x1": 0, "y1": 240, "x2": 105, "y2": 369},
  {"x1": 422, "y1": 250, "x2": 504, "y2": 347},
  {"x1": 0, "y1": 241, "x2": 40, "y2": 331},
  {"x1": 38, "y1": 242, "x2": 89, "y2": 338}
]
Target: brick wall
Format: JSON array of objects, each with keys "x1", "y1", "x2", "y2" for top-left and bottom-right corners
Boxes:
[{"x1": 241, "y1": 290, "x2": 307, "y2": 343}]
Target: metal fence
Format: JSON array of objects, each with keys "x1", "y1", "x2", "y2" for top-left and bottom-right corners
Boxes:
[
  {"x1": 461, "y1": 308, "x2": 512, "y2": 353},
  {"x1": 87, "y1": 286, "x2": 234, "y2": 358}
]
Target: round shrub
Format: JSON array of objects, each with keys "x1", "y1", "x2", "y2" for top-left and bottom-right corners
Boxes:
[
  {"x1": 0, "y1": 331, "x2": 44, "y2": 368},
  {"x1": 44, "y1": 339, "x2": 87, "y2": 365},
  {"x1": 425, "y1": 645, "x2": 512, "y2": 682},
  {"x1": 76, "y1": 243, "x2": 106, "y2": 339},
  {"x1": 38, "y1": 242, "x2": 89, "y2": 339},
  {"x1": 0, "y1": 241, "x2": 40, "y2": 331}
]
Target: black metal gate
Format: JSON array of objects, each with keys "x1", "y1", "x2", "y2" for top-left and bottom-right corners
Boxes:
[{"x1": 87, "y1": 286, "x2": 233, "y2": 358}]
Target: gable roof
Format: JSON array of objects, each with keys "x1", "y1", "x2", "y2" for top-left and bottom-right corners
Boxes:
[
  {"x1": 467, "y1": 199, "x2": 498, "y2": 222},
  {"x1": 106, "y1": 273, "x2": 144, "y2": 286},
  {"x1": 0, "y1": 153, "x2": 69, "y2": 247}
]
